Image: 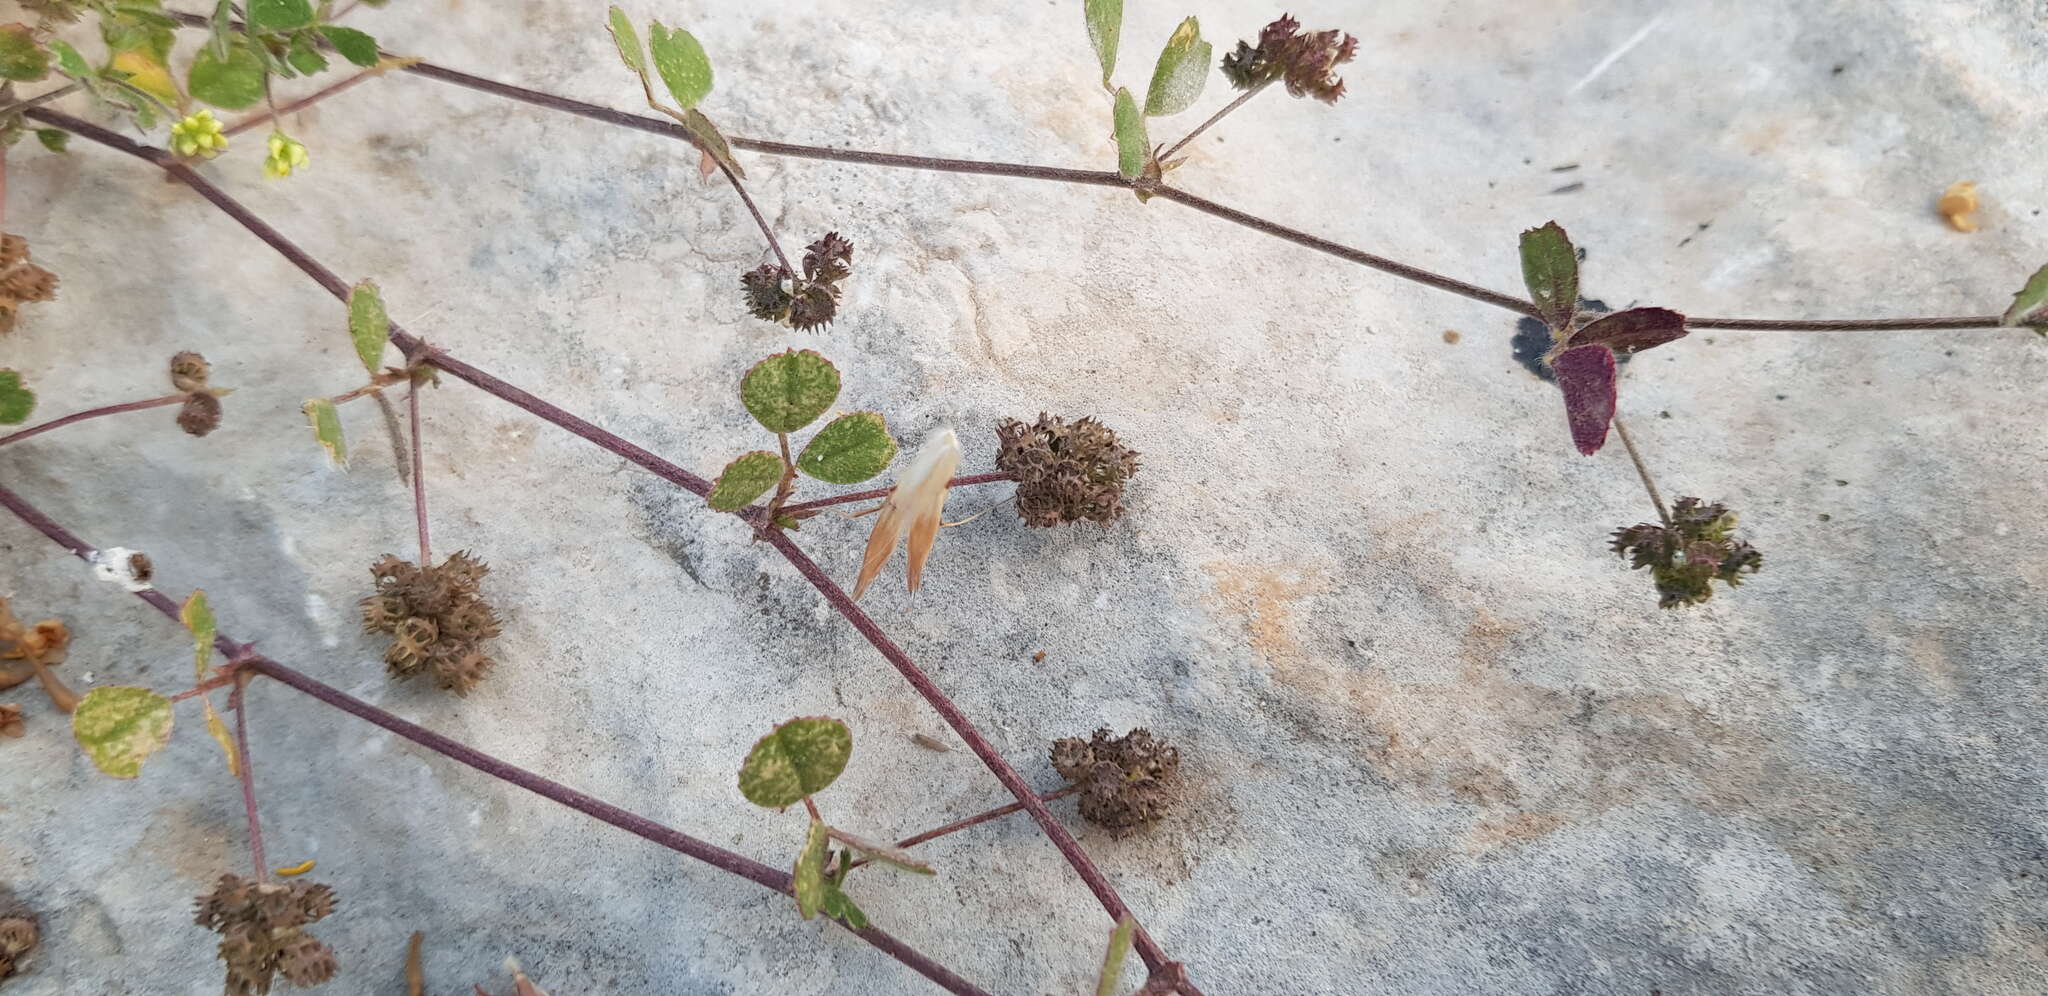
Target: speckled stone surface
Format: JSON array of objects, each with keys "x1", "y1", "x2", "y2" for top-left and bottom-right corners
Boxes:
[{"x1": 3, "y1": 1, "x2": 2045, "y2": 993}]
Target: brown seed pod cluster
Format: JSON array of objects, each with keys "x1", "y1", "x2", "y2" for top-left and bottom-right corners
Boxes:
[
  {"x1": 994, "y1": 413, "x2": 1140, "y2": 528},
  {"x1": 359, "y1": 553, "x2": 503, "y2": 695},
  {"x1": 193, "y1": 874, "x2": 339, "y2": 995},
  {"x1": 1219, "y1": 14, "x2": 1358, "y2": 103},
  {"x1": 0, "y1": 234, "x2": 58, "y2": 336},
  {"x1": 170, "y1": 351, "x2": 225, "y2": 437},
  {"x1": 740, "y1": 232, "x2": 854, "y2": 331},
  {"x1": 1050, "y1": 727, "x2": 1181, "y2": 831},
  {"x1": 0, "y1": 914, "x2": 38, "y2": 980}
]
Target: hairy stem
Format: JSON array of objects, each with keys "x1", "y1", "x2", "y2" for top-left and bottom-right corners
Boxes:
[
  {"x1": 1610, "y1": 415, "x2": 1670, "y2": 526},
  {"x1": 0, "y1": 480, "x2": 990, "y2": 996},
  {"x1": 230, "y1": 679, "x2": 268, "y2": 880},
  {"x1": 782, "y1": 472, "x2": 1015, "y2": 515},
  {"x1": 408, "y1": 380, "x2": 430, "y2": 564},
  {"x1": 224, "y1": 67, "x2": 386, "y2": 138},
  {"x1": 0, "y1": 394, "x2": 190, "y2": 448},
  {"x1": 846, "y1": 784, "x2": 1080, "y2": 873},
  {"x1": 1159, "y1": 83, "x2": 1269, "y2": 163}
]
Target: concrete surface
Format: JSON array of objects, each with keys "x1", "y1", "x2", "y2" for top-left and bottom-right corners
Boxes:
[{"x1": 3, "y1": 0, "x2": 2045, "y2": 993}]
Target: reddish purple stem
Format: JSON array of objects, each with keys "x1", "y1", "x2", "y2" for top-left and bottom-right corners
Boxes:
[
  {"x1": 229, "y1": 680, "x2": 268, "y2": 879},
  {"x1": 0, "y1": 394, "x2": 189, "y2": 447},
  {"x1": 781, "y1": 472, "x2": 1015, "y2": 514}
]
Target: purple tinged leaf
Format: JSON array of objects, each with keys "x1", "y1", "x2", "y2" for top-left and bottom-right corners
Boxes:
[
  {"x1": 1552, "y1": 344, "x2": 1617, "y2": 456},
  {"x1": 1572, "y1": 307, "x2": 1688, "y2": 354}
]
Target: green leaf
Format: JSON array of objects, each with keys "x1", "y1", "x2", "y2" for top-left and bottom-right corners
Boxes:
[
  {"x1": 793, "y1": 819, "x2": 829, "y2": 919},
  {"x1": 821, "y1": 881, "x2": 867, "y2": 929},
  {"x1": 317, "y1": 25, "x2": 380, "y2": 68},
  {"x1": 347, "y1": 280, "x2": 390, "y2": 375},
  {"x1": 737, "y1": 716, "x2": 852, "y2": 809},
  {"x1": 796, "y1": 412, "x2": 897, "y2": 485},
  {"x1": 207, "y1": 0, "x2": 234, "y2": 59},
  {"x1": 2001, "y1": 263, "x2": 2048, "y2": 330},
  {"x1": 246, "y1": 0, "x2": 315, "y2": 32},
  {"x1": 1095, "y1": 916, "x2": 1136, "y2": 996},
  {"x1": 187, "y1": 42, "x2": 266, "y2": 110},
  {"x1": 647, "y1": 20, "x2": 713, "y2": 110},
  {"x1": 1518, "y1": 221, "x2": 1578, "y2": 333},
  {"x1": 826, "y1": 827, "x2": 935, "y2": 875},
  {"x1": 1083, "y1": 0, "x2": 1121, "y2": 88},
  {"x1": 705, "y1": 450, "x2": 783, "y2": 512},
  {"x1": 47, "y1": 40, "x2": 91, "y2": 81},
  {"x1": 0, "y1": 369, "x2": 34, "y2": 425},
  {"x1": 285, "y1": 33, "x2": 328, "y2": 76},
  {"x1": 180, "y1": 590, "x2": 215, "y2": 681},
  {"x1": 0, "y1": 23, "x2": 49, "y2": 82},
  {"x1": 1143, "y1": 17, "x2": 1209, "y2": 117},
  {"x1": 34, "y1": 128, "x2": 68, "y2": 153},
  {"x1": 681, "y1": 107, "x2": 744, "y2": 179},
  {"x1": 605, "y1": 6, "x2": 646, "y2": 76},
  {"x1": 201, "y1": 698, "x2": 241, "y2": 777},
  {"x1": 1113, "y1": 87, "x2": 1147, "y2": 180},
  {"x1": 302, "y1": 398, "x2": 347, "y2": 467},
  {"x1": 740, "y1": 349, "x2": 840, "y2": 433},
  {"x1": 72, "y1": 686, "x2": 174, "y2": 778}
]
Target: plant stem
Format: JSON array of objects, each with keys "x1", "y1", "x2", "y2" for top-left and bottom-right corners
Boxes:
[
  {"x1": 0, "y1": 480, "x2": 991, "y2": 996},
  {"x1": 408, "y1": 380, "x2": 430, "y2": 564},
  {"x1": 1686, "y1": 315, "x2": 2004, "y2": 331},
  {"x1": 845, "y1": 784, "x2": 1080, "y2": 873},
  {"x1": 169, "y1": 671, "x2": 237, "y2": 703},
  {"x1": 802, "y1": 796, "x2": 824, "y2": 822},
  {"x1": 763, "y1": 431, "x2": 800, "y2": 525},
  {"x1": 229, "y1": 679, "x2": 268, "y2": 880},
  {"x1": 719, "y1": 158, "x2": 794, "y2": 275},
  {"x1": 1610, "y1": 415, "x2": 1670, "y2": 526},
  {"x1": 0, "y1": 81, "x2": 82, "y2": 120},
  {"x1": 224, "y1": 67, "x2": 385, "y2": 138},
  {"x1": 0, "y1": 394, "x2": 189, "y2": 448},
  {"x1": 1159, "y1": 83, "x2": 1269, "y2": 163},
  {"x1": 781, "y1": 472, "x2": 1015, "y2": 515}
]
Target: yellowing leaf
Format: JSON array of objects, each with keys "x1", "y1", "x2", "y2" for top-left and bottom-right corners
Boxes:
[
  {"x1": 202, "y1": 697, "x2": 240, "y2": 777},
  {"x1": 72, "y1": 686, "x2": 174, "y2": 778},
  {"x1": 110, "y1": 49, "x2": 179, "y2": 104},
  {"x1": 302, "y1": 398, "x2": 347, "y2": 467},
  {"x1": 180, "y1": 589, "x2": 215, "y2": 680}
]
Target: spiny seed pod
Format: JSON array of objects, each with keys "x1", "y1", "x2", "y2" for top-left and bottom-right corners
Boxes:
[
  {"x1": 994, "y1": 414, "x2": 1141, "y2": 527},
  {"x1": 194, "y1": 874, "x2": 339, "y2": 995},
  {"x1": 360, "y1": 553, "x2": 504, "y2": 693},
  {"x1": 178, "y1": 392, "x2": 224, "y2": 436},
  {"x1": 1610, "y1": 497, "x2": 1763, "y2": 608},
  {"x1": 737, "y1": 233, "x2": 856, "y2": 331},
  {"x1": 1050, "y1": 728, "x2": 1182, "y2": 831},
  {"x1": 1219, "y1": 15, "x2": 1358, "y2": 103}
]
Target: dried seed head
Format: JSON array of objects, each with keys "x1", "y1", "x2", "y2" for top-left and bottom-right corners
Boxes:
[
  {"x1": 170, "y1": 351, "x2": 212, "y2": 393},
  {"x1": 1050, "y1": 727, "x2": 1182, "y2": 831},
  {"x1": 361, "y1": 553, "x2": 504, "y2": 693},
  {"x1": 1610, "y1": 497, "x2": 1763, "y2": 608},
  {"x1": 178, "y1": 392, "x2": 224, "y2": 436},
  {"x1": 0, "y1": 915, "x2": 36, "y2": 956},
  {"x1": 1220, "y1": 15, "x2": 1358, "y2": 103},
  {"x1": 739, "y1": 233, "x2": 855, "y2": 331},
  {"x1": 194, "y1": 874, "x2": 339, "y2": 995},
  {"x1": 994, "y1": 414, "x2": 1141, "y2": 527},
  {"x1": 741, "y1": 263, "x2": 795, "y2": 324}
]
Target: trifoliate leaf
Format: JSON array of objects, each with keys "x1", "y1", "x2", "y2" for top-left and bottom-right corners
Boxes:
[
  {"x1": 347, "y1": 280, "x2": 389, "y2": 375},
  {"x1": 1084, "y1": 0, "x2": 1121, "y2": 88},
  {"x1": 796, "y1": 412, "x2": 897, "y2": 485},
  {"x1": 738, "y1": 716, "x2": 852, "y2": 809},
  {"x1": 705, "y1": 450, "x2": 783, "y2": 512},
  {"x1": 1518, "y1": 221, "x2": 1578, "y2": 333},
  {"x1": 793, "y1": 819, "x2": 829, "y2": 919},
  {"x1": 180, "y1": 590, "x2": 215, "y2": 680},
  {"x1": 245, "y1": 0, "x2": 315, "y2": 32},
  {"x1": 1552, "y1": 343, "x2": 1617, "y2": 456},
  {"x1": 72, "y1": 686, "x2": 174, "y2": 778},
  {"x1": 0, "y1": 370, "x2": 33, "y2": 424},
  {"x1": 647, "y1": 20, "x2": 712, "y2": 110},
  {"x1": 740, "y1": 349, "x2": 840, "y2": 433},
  {"x1": 0, "y1": 23, "x2": 49, "y2": 82},
  {"x1": 188, "y1": 42, "x2": 266, "y2": 110},
  {"x1": 317, "y1": 26, "x2": 380, "y2": 68},
  {"x1": 302, "y1": 398, "x2": 346, "y2": 467},
  {"x1": 1572, "y1": 307, "x2": 1688, "y2": 355},
  {"x1": 1113, "y1": 87, "x2": 1146, "y2": 180},
  {"x1": 1143, "y1": 17, "x2": 1210, "y2": 117},
  {"x1": 2001, "y1": 263, "x2": 2048, "y2": 331}
]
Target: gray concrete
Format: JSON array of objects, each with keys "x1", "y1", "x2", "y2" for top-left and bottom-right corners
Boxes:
[{"x1": 3, "y1": 0, "x2": 2045, "y2": 993}]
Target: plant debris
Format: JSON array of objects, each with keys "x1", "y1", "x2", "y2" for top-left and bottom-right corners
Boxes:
[
  {"x1": 1051, "y1": 727, "x2": 1181, "y2": 831},
  {"x1": 994, "y1": 414, "x2": 1140, "y2": 528},
  {"x1": 194, "y1": 874, "x2": 339, "y2": 995},
  {"x1": 0, "y1": 234, "x2": 58, "y2": 336},
  {"x1": 0, "y1": 914, "x2": 37, "y2": 980},
  {"x1": 1937, "y1": 181, "x2": 1980, "y2": 233},
  {"x1": 360, "y1": 552, "x2": 503, "y2": 695}
]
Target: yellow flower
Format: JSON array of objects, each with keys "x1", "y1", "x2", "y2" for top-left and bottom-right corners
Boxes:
[
  {"x1": 264, "y1": 131, "x2": 309, "y2": 179},
  {"x1": 853, "y1": 427, "x2": 961, "y2": 600},
  {"x1": 169, "y1": 111, "x2": 228, "y2": 160}
]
